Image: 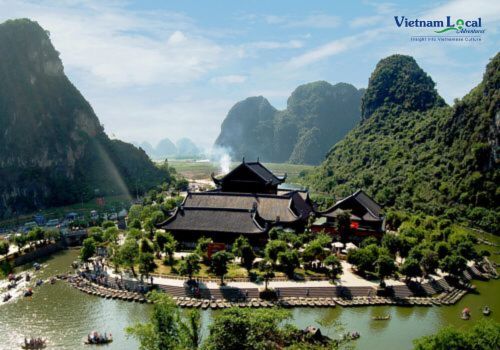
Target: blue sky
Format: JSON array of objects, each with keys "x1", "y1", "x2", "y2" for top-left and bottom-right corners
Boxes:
[{"x1": 1, "y1": 0, "x2": 499, "y2": 149}]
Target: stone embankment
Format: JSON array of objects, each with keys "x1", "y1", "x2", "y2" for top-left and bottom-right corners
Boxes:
[
  {"x1": 68, "y1": 262, "x2": 491, "y2": 309},
  {"x1": 68, "y1": 276, "x2": 150, "y2": 303}
]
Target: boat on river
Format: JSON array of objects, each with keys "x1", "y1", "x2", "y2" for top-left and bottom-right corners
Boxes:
[
  {"x1": 482, "y1": 306, "x2": 491, "y2": 316},
  {"x1": 372, "y1": 315, "x2": 391, "y2": 321},
  {"x1": 461, "y1": 307, "x2": 471, "y2": 320},
  {"x1": 84, "y1": 332, "x2": 113, "y2": 345},
  {"x1": 21, "y1": 338, "x2": 46, "y2": 349},
  {"x1": 3, "y1": 293, "x2": 12, "y2": 302},
  {"x1": 24, "y1": 289, "x2": 33, "y2": 297}
]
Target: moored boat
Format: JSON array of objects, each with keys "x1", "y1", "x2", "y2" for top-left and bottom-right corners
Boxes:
[
  {"x1": 482, "y1": 306, "x2": 491, "y2": 316},
  {"x1": 84, "y1": 332, "x2": 113, "y2": 345},
  {"x1": 3, "y1": 293, "x2": 12, "y2": 302},
  {"x1": 21, "y1": 337, "x2": 46, "y2": 349},
  {"x1": 372, "y1": 315, "x2": 391, "y2": 321},
  {"x1": 461, "y1": 307, "x2": 471, "y2": 320}
]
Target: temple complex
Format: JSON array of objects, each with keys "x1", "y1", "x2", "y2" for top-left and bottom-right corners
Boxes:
[{"x1": 159, "y1": 160, "x2": 384, "y2": 244}]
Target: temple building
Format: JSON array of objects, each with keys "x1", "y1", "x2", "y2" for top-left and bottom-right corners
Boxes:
[
  {"x1": 311, "y1": 190, "x2": 385, "y2": 238},
  {"x1": 158, "y1": 160, "x2": 384, "y2": 245},
  {"x1": 159, "y1": 160, "x2": 313, "y2": 244}
]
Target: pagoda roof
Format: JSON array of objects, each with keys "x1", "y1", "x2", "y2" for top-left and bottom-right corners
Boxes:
[
  {"x1": 212, "y1": 160, "x2": 286, "y2": 187},
  {"x1": 159, "y1": 207, "x2": 266, "y2": 235},
  {"x1": 182, "y1": 191, "x2": 305, "y2": 223},
  {"x1": 319, "y1": 190, "x2": 383, "y2": 222}
]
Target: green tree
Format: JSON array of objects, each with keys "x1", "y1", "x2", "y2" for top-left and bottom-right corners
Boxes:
[
  {"x1": 211, "y1": 251, "x2": 233, "y2": 285},
  {"x1": 195, "y1": 236, "x2": 212, "y2": 262},
  {"x1": 80, "y1": 237, "x2": 96, "y2": 262},
  {"x1": 400, "y1": 257, "x2": 422, "y2": 281},
  {"x1": 278, "y1": 249, "x2": 300, "y2": 279},
  {"x1": 265, "y1": 240, "x2": 288, "y2": 265},
  {"x1": 178, "y1": 253, "x2": 201, "y2": 280},
  {"x1": 179, "y1": 309, "x2": 201, "y2": 350},
  {"x1": 435, "y1": 241, "x2": 450, "y2": 260},
  {"x1": 381, "y1": 233, "x2": 401, "y2": 257},
  {"x1": 12, "y1": 234, "x2": 27, "y2": 252},
  {"x1": 126, "y1": 291, "x2": 201, "y2": 350},
  {"x1": 88, "y1": 227, "x2": 104, "y2": 243},
  {"x1": 120, "y1": 239, "x2": 139, "y2": 276},
  {"x1": 413, "y1": 319, "x2": 500, "y2": 350},
  {"x1": 155, "y1": 231, "x2": 169, "y2": 252},
  {"x1": 420, "y1": 249, "x2": 439, "y2": 277},
  {"x1": 323, "y1": 255, "x2": 343, "y2": 282},
  {"x1": 0, "y1": 240, "x2": 9, "y2": 257},
  {"x1": 258, "y1": 259, "x2": 275, "y2": 291},
  {"x1": 232, "y1": 236, "x2": 255, "y2": 271},
  {"x1": 347, "y1": 245, "x2": 379, "y2": 275},
  {"x1": 376, "y1": 253, "x2": 397, "y2": 286},
  {"x1": 240, "y1": 244, "x2": 256, "y2": 271},
  {"x1": 103, "y1": 226, "x2": 119, "y2": 243},
  {"x1": 138, "y1": 252, "x2": 157, "y2": 279},
  {"x1": 440, "y1": 254, "x2": 467, "y2": 278},
  {"x1": 139, "y1": 237, "x2": 155, "y2": 254},
  {"x1": 129, "y1": 219, "x2": 142, "y2": 230},
  {"x1": 203, "y1": 308, "x2": 291, "y2": 350},
  {"x1": 102, "y1": 220, "x2": 116, "y2": 229}
]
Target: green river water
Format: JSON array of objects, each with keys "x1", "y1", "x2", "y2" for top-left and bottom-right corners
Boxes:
[{"x1": 0, "y1": 248, "x2": 498, "y2": 350}]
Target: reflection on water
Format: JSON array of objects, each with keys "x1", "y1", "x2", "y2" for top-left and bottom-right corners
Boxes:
[{"x1": 0, "y1": 249, "x2": 498, "y2": 350}]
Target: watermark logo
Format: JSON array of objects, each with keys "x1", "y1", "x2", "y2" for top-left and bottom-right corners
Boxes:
[{"x1": 394, "y1": 16, "x2": 485, "y2": 42}]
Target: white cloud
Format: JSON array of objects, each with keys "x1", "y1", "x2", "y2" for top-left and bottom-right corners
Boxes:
[
  {"x1": 422, "y1": 0, "x2": 500, "y2": 22},
  {"x1": 286, "y1": 29, "x2": 383, "y2": 68},
  {"x1": 245, "y1": 40, "x2": 303, "y2": 50},
  {"x1": 350, "y1": 15, "x2": 384, "y2": 28},
  {"x1": 211, "y1": 75, "x2": 247, "y2": 84},
  {"x1": 264, "y1": 14, "x2": 341, "y2": 28},
  {"x1": 0, "y1": 1, "x2": 227, "y2": 87}
]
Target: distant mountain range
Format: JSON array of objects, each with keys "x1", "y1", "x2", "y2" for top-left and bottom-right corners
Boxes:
[
  {"x1": 306, "y1": 53, "x2": 499, "y2": 233},
  {"x1": 214, "y1": 81, "x2": 364, "y2": 165},
  {"x1": 0, "y1": 19, "x2": 169, "y2": 218},
  {"x1": 134, "y1": 137, "x2": 202, "y2": 160}
]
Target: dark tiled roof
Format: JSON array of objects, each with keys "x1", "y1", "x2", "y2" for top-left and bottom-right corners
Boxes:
[
  {"x1": 161, "y1": 207, "x2": 266, "y2": 235},
  {"x1": 320, "y1": 190, "x2": 383, "y2": 222},
  {"x1": 213, "y1": 161, "x2": 285, "y2": 187},
  {"x1": 183, "y1": 192, "x2": 300, "y2": 223},
  {"x1": 352, "y1": 190, "x2": 382, "y2": 217},
  {"x1": 244, "y1": 162, "x2": 284, "y2": 185}
]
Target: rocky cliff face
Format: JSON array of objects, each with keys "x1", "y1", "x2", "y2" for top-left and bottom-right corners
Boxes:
[
  {"x1": 0, "y1": 19, "x2": 169, "y2": 218},
  {"x1": 214, "y1": 82, "x2": 364, "y2": 165}
]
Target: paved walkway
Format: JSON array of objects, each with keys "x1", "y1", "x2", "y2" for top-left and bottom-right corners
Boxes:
[{"x1": 105, "y1": 260, "x2": 450, "y2": 292}]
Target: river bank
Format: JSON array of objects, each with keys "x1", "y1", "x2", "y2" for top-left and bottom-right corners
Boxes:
[{"x1": 1, "y1": 249, "x2": 498, "y2": 350}]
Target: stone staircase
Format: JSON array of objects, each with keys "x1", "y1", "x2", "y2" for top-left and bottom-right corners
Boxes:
[{"x1": 158, "y1": 284, "x2": 259, "y2": 300}]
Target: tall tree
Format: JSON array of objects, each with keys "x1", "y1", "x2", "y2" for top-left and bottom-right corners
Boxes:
[
  {"x1": 323, "y1": 255, "x2": 343, "y2": 282},
  {"x1": 120, "y1": 239, "x2": 139, "y2": 276},
  {"x1": 80, "y1": 237, "x2": 96, "y2": 262},
  {"x1": 178, "y1": 253, "x2": 201, "y2": 281},
  {"x1": 376, "y1": 253, "x2": 397, "y2": 286},
  {"x1": 211, "y1": 251, "x2": 233, "y2": 285},
  {"x1": 278, "y1": 249, "x2": 300, "y2": 279},
  {"x1": 126, "y1": 291, "x2": 201, "y2": 350}
]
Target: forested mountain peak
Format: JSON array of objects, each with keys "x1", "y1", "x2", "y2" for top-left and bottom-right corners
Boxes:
[
  {"x1": 361, "y1": 54, "x2": 446, "y2": 119},
  {"x1": 306, "y1": 53, "x2": 499, "y2": 233}
]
